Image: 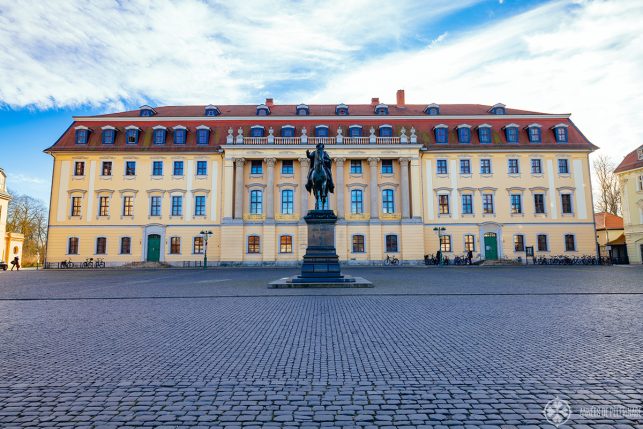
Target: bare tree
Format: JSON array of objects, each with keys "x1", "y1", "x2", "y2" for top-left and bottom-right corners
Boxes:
[
  {"x1": 6, "y1": 190, "x2": 48, "y2": 264},
  {"x1": 592, "y1": 154, "x2": 621, "y2": 215}
]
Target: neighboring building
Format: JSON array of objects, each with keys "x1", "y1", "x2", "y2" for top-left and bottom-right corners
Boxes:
[
  {"x1": 615, "y1": 145, "x2": 643, "y2": 264},
  {"x1": 44, "y1": 91, "x2": 598, "y2": 266},
  {"x1": 0, "y1": 168, "x2": 24, "y2": 268},
  {"x1": 595, "y1": 212, "x2": 627, "y2": 263}
]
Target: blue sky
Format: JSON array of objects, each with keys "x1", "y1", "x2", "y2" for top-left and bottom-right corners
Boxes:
[{"x1": 1, "y1": 0, "x2": 642, "y2": 204}]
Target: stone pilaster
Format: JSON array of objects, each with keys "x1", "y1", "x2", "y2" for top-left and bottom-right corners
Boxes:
[
  {"x1": 399, "y1": 158, "x2": 411, "y2": 219},
  {"x1": 234, "y1": 158, "x2": 245, "y2": 219},
  {"x1": 299, "y1": 157, "x2": 310, "y2": 217},
  {"x1": 265, "y1": 157, "x2": 276, "y2": 220},
  {"x1": 368, "y1": 158, "x2": 379, "y2": 219},
  {"x1": 335, "y1": 158, "x2": 345, "y2": 218}
]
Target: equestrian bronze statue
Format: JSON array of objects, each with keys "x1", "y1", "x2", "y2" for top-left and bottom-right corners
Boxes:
[{"x1": 305, "y1": 143, "x2": 335, "y2": 210}]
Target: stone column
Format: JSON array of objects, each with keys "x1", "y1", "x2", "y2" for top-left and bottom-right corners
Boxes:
[
  {"x1": 335, "y1": 158, "x2": 345, "y2": 218},
  {"x1": 234, "y1": 158, "x2": 245, "y2": 219},
  {"x1": 299, "y1": 157, "x2": 310, "y2": 217},
  {"x1": 265, "y1": 157, "x2": 276, "y2": 220},
  {"x1": 368, "y1": 158, "x2": 379, "y2": 219},
  {"x1": 399, "y1": 158, "x2": 411, "y2": 219}
]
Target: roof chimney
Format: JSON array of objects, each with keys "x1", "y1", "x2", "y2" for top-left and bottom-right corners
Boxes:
[
  {"x1": 396, "y1": 89, "x2": 405, "y2": 107},
  {"x1": 265, "y1": 98, "x2": 274, "y2": 107},
  {"x1": 371, "y1": 97, "x2": 379, "y2": 107}
]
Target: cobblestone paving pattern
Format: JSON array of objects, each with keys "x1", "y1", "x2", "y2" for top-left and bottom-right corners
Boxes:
[{"x1": 0, "y1": 267, "x2": 641, "y2": 427}]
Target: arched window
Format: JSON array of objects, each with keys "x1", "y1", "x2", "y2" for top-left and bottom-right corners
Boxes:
[
  {"x1": 379, "y1": 125, "x2": 393, "y2": 137},
  {"x1": 335, "y1": 103, "x2": 349, "y2": 115},
  {"x1": 281, "y1": 125, "x2": 295, "y2": 137},
  {"x1": 348, "y1": 125, "x2": 362, "y2": 137},
  {"x1": 139, "y1": 105, "x2": 156, "y2": 116},
  {"x1": 250, "y1": 190, "x2": 263, "y2": 214},
  {"x1": 251, "y1": 126, "x2": 265, "y2": 137},
  {"x1": 375, "y1": 104, "x2": 389, "y2": 115},
  {"x1": 490, "y1": 103, "x2": 506, "y2": 115},
  {"x1": 351, "y1": 189, "x2": 363, "y2": 214},
  {"x1": 204, "y1": 105, "x2": 220, "y2": 116},
  {"x1": 296, "y1": 104, "x2": 309, "y2": 116},
  {"x1": 424, "y1": 103, "x2": 440, "y2": 115},
  {"x1": 256, "y1": 104, "x2": 270, "y2": 116},
  {"x1": 382, "y1": 189, "x2": 395, "y2": 214},
  {"x1": 281, "y1": 189, "x2": 294, "y2": 214},
  {"x1": 315, "y1": 125, "x2": 329, "y2": 137}
]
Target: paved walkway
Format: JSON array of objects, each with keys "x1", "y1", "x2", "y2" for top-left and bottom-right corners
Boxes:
[{"x1": 0, "y1": 266, "x2": 641, "y2": 428}]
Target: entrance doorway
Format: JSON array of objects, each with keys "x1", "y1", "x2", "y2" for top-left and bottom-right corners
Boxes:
[
  {"x1": 484, "y1": 232, "x2": 498, "y2": 260},
  {"x1": 147, "y1": 234, "x2": 161, "y2": 262}
]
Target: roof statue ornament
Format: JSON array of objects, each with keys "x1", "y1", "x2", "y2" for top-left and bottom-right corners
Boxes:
[{"x1": 227, "y1": 127, "x2": 234, "y2": 144}]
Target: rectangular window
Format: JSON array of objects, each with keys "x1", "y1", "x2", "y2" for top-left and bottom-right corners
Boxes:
[
  {"x1": 561, "y1": 194, "x2": 573, "y2": 214},
  {"x1": 171, "y1": 196, "x2": 183, "y2": 216},
  {"x1": 173, "y1": 161, "x2": 184, "y2": 176},
  {"x1": 480, "y1": 159, "x2": 492, "y2": 174},
  {"x1": 537, "y1": 234, "x2": 548, "y2": 251},
  {"x1": 75, "y1": 129, "x2": 88, "y2": 145},
  {"x1": 514, "y1": 235, "x2": 525, "y2": 252},
  {"x1": 458, "y1": 127, "x2": 471, "y2": 143},
  {"x1": 529, "y1": 127, "x2": 541, "y2": 143},
  {"x1": 482, "y1": 194, "x2": 494, "y2": 214},
  {"x1": 170, "y1": 237, "x2": 181, "y2": 254},
  {"x1": 196, "y1": 129, "x2": 210, "y2": 144},
  {"x1": 381, "y1": 159, "x2": 393, "y2": 174},
  {"x1": 152, "y1": 161, "x2": 163, "y2": 176},
  {"x1": 71, "y1": 197, "x2": 82, "y2": 217},
  {"x1": 352, "y1": 235, "x2": 365, "y2": 253},
  {"x1": 101, "y1": 161, "x2": 112, "y2": 176},
  {"x1": 460, "y1": 159, "x2": 471, "y2": 174},
  {"x1": 351, "y1": 189, "x2": 364, "y2": 214},
  {"x1": 120, "y1": 237, "x2": 131, "y2": 254},
  {"x1": 638, "y1": 174, "x2": 643, "y2": 192},
  {"x1": 280, "y1": 235, "x2": 292, "y2": 253},
  {"x1": 461, "y1": 194, "x2": 473, "y2": 214},
  {"x1": 435, "y1": 127, "x2": 448, "y2": 144},
  {"x1": 350, "y1": 160, "x2": 362, "y2": 174},
  {"x1": 193, "y1": 237, "x2": 204, "y2": 254},
  {"x1": 531, "y1": 159, "x2": 542, "y2": 174},
  {"x1": 96, "y1": 237, "x2": 106, "y2": 255},
  {"x1": 505, "y1": 127, "x2": 518, "y2": 143},
  {"x1": 510, "y1": 194, "x2": 522, "y2": 214},
  {"x1": 251, "y1": 160, "x2": 263, "y2": 175},
  {"x1": 68, "y1": 237, "x2": 79, "y2": 254},
  {"x1": 565, "y1": 234, "x2": 576, "y2": 251},
  {"x1": 436, "y1": 159, "x2": 448, "y2": 175},
  {"x1": 250, "y1": 190, "x2": 263, "y2": 214},
  {"x1": 196, "y1": 160, "x2": 207, "y2": 175},
  {"x1": 122, "y1": 196, "x2": 133, "y2": 216},
  {"x1": 478, "y1": 127, "x2": 491, "y2": 144},
  {"x1": 248, "y1": 236, "x2": 260, "y2": 253},
  {"x1": 150, "y1": 196, "x2": 161, "y2": 216},
  {"x1": 556, "y1": 127, "x2": 568, "y2": 143},
  {"x1": 558, "y1": 159, "x2": 569, "y2": 174},
  {"x1": 534, "y1": 194, "x2": 546, "y2": 214},
  {"x1": 508, "y1": 159, "x2": 519, "y2": 174},
  {"x1": 126, "y1": 129, "x2": 138, "y2": 144},
  {"x1": 464, "y1": 234, "x2": 475, "y2": 252},
  {"x1": 440, "y1": 235, "x2": 451, "y2": 252},
  {"x1": 194, "y1": 196, "x2": 206, "y2": 216},
  {"x1": 382, "y1": 189, "x2": 395, "y2": 214},
  {"x1": 281, "y1": 160, "x2": 294, "y2": 175},
  {"x1": 173, "y1": 128, "x2": 186, "y2": 145},
  {"x1": 438, "y1": 194, "x2": 449, "y2": 214},
  {"x1": 125, "y1": 161, "x2": 136, "y2": 176},
  {"x1": 153, "y1": 129, "x2": 166, "y2": 145},
  {"x1": 102, "y1": 129, "x2": 115, "y2": 145},
  {"x1": 385, "y1": 235, "x2": 398, "y2": 252},
  {"x1": 99, "y1": 196, "x2": 109, "y2": 216},
  {"x1": 281, "y1": 189, "x2": 294, "y2": 214},
  {"x1": 74, "y1": 161, "x2": 85, "y2": 176}
]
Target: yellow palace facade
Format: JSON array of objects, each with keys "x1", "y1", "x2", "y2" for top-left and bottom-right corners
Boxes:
[{"x1": 45, "y1": 92, "x2": 598, "y2": 266}]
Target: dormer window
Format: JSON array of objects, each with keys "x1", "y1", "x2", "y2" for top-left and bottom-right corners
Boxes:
[
  {"x1": 196, "y1": 125, "x2": 210, "y2": 145},
  {"x1": 348, "y1": 125, "x2": 362, "y2": 137},
  {"x1": 553, "y1": 123, "x2": 569, "y2": 143},
  {"x1": 139, "y1": 105, "x2": 156, "y2": 117},
  {"x1": 456, "y1": 124, "x2": 471, "y2": 144},
  {"x1": 75, "y1": 126, "x2": 89, "y2": 144},
  {"x1": 490, "y1": 103, "x2": 506, "y2": 115},
  {"x1": 424, "y1": 103, "x2": 440, "y2": 115},
  {"x1": 173, "y1": 126, "x2": 187, "y2": 145},
  {"x1": 315, "y1": 125, "x2": 329, "y2": 137},
  {"x1": 125, "y1": 126, "x2": 140, "y2": 145},
  {"x1": 101, "y1": 126, "x2": 115, "y2": 145},
  {"x1": 335, "y1": 103, "x2": 349, "y2": 116},
  {"x1": 375, "y1": 104, "x2": 389, "y2": 115},
  {"x1": 477, "y1": 124, "x2": 492, "y2": 144},
  {"x1": 379, "y1": 125, "x2": 393, "y2": 137},
  {"x1": 256, "y1": 104, "x2": 270, "y2": 116},
  {"x1": 250, "y1": 125, "x2": 265, "y2": 137},
  {"x1": 152, "y1": 126, "x2": 167, "y2": 145},
  {"x1": 638, "y1": 147, "x2": 643, "y2": 160},
  {"x1": 204, "y1": 105, "x2": 220, "y2": 116},
  {"x1": 527, "y1": 124, "x2": 542, "y2": 143},
  {"x1": 504, "y1": 124, "x2": 519, "y2": 143},
  {"x1": 296, "y1": 104, "x2": 309, "y2": 116},
  {"x1": 434, "y1": 124, "x2": 448, "y2": 144},
  {"x1": 281, "y1": 125, "x2": 295, "y2": 137}
]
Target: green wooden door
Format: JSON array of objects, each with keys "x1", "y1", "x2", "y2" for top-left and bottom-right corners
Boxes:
[
  {"x1": 484, "y1": 233, "x2": 498, "y2": 260},
  {"x1": 147, "y1": 234, "x2": 161, "y2": 262}
]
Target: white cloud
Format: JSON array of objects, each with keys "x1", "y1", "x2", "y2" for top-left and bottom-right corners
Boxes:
[{"x1": 305, "y1": 0, "x2": 643, "y2": 162}]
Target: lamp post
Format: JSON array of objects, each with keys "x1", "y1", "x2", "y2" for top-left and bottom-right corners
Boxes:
[
  {"x1": 433, "y1": 226, "x2": 446, "y2": 265},
  {"x1": 199, "y1": 230, "x2": 213, "y2": 270}
]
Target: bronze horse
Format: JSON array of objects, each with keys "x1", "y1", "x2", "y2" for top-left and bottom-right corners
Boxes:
[{"x1": 305, "y1": 143, "x2": 334, "y2": 210}]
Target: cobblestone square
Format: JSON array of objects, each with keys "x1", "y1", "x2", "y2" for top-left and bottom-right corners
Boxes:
[{"x1": 0, "y1": 266, "x2": 641, "y2": 428}]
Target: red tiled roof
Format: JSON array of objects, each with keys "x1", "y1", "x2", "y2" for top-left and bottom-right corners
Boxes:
[
  {"x1": 595, "y1": 212, "x2": 624, "y2": 230},
  {"x1": 614, "y1": 146, "x2": 643, "y2": 173}
]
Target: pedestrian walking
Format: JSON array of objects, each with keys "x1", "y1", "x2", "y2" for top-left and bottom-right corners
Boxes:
[
  {"x1": 467, "y1": 250, "x2": 473, "y2": 265},
  {"x1": 10, "y1": 256, "x2": 20, "y2": 271}
]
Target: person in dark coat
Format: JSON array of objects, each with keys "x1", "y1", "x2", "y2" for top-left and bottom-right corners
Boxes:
[
  {"x1": 10, "y1": 256, "x2": 20, "y2": 271},
  {"x1": 467, "y1": 250, "x2": 473, "y2": 265}
]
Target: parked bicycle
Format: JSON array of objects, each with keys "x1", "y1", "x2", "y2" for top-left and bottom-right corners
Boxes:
[
  {"x1": 94, "y1": 258, "x2": 106, "y2": 268},
  {"x1": 59, "y1": 259, "x2": 74, "y2": 269},
  {"x1": 384, "y1": 255, "x2": 400, "y2": 266}
]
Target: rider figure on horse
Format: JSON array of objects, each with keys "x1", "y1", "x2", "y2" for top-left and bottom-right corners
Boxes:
[{"x1": 305, "y1": 143, "x2": 335, "y2": 194}]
